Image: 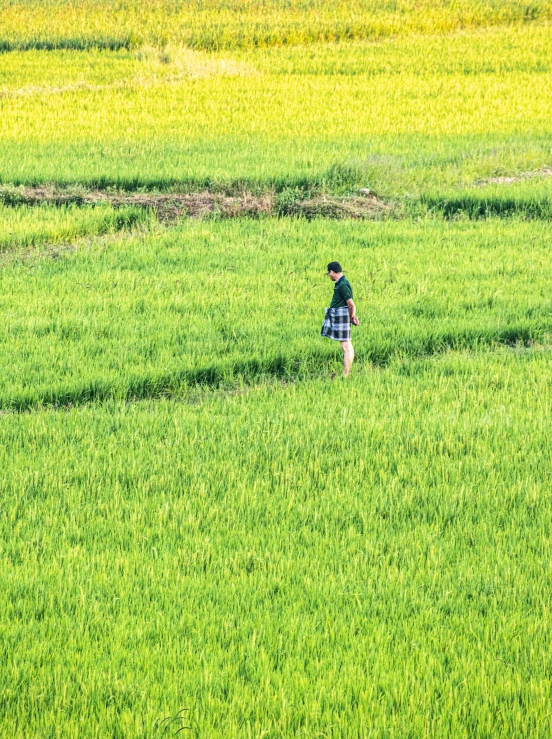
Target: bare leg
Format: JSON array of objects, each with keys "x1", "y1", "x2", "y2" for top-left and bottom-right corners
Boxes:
[{"x1": 341, "y1": 340, "x2": 354, "y2": 376}]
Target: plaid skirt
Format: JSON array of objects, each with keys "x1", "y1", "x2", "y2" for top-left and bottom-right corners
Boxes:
[{"x1": 321, "y1": 306, "x2": 351, "y2": 342}]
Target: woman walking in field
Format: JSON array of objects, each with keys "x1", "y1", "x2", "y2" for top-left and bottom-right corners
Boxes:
[{"x1": 321, "y1": 261, "x2": 359, "y2": 377}]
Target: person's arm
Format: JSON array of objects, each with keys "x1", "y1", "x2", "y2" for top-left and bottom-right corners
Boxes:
[{"x1": 347, "y1": 298, "x2": 360, "y2": 326}]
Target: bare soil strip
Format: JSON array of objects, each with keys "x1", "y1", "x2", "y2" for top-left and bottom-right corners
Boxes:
[
  {"x1": 0, "y1": 186, "x2": 393, "y2": 221},
  {"x1": 473, "y1": 167, "x2": 552, "y2": 187}
]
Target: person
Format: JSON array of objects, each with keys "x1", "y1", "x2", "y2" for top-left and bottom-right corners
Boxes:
[{"x1": 321, "y1": 261, "x2": 359, "y2": 376}]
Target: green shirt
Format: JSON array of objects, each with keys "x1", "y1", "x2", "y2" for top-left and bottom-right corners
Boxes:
[{"x1": 330, "y1": 275, "x2": 353, "y2": 309}]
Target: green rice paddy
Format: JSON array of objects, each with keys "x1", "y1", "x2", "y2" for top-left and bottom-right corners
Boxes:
[
  {"x1": 2, "y1": 218, "x2": 552, "y2": 411},
  {"x1": 3, "y1": 349, "x2": 552, "y2": 737},
  {"x1": 2, "y1": 3, "x2": 552, "y2": 736}
]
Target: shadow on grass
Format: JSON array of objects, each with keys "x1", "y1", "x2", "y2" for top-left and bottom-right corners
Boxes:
[
  {"x1": 3, "y1": 320, "x2": 548, "y2": 413},
  {"x1": 0, "y1": 36, "x2": 137, "y2": 53},
  {"x1": 420, "y1": 194, "x2": 552, "y2": 220}
]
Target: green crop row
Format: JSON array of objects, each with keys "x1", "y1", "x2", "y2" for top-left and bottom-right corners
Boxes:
[
  {"x1": 2, "y1": 348, "x2": 552, "y2": 737},
  {"x1": 0, "y1": 202, "x2": 152, "y2": 254},
  {"x1": 2, "y1": 217, "x2": 552, "y2": 411},
  {"x1": 2, "y1": 0, "x2": 551, "y2": 52}
]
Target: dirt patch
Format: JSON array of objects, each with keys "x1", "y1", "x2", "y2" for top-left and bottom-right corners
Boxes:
[
  {"x1": 108, "y1": 191, "x2": 275, "y2": 221},
  {"x1": 0, "y1": 186, "x2": 275, "y2": 221},
  {"x1": 0, "y1": 186, "x2": 393, "y2": 221},
  {"x1": 282, "y1": 194, "x2": 393, "y2": 220},
  {"x1": 474, "y1": 167, "x2": 552, "y2": 187}
]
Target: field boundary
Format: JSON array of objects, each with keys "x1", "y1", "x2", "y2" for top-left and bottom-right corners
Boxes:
[
  {"x1": 419, "y1": 193, "x2": 552, "y2": 219},
  {"x1": 0, "y1": 186, "x2": 394, "y2": 221},
  {"x1": 3, "y1": 184, "x2": 552, "y2": 222}
]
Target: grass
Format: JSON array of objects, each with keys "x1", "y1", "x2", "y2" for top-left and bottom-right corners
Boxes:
[
  {"x1": 2, "y1": 217, "x2": 552, "y2": 411},
  {"x1": 0, "y1": 25, "x2": 551, "y2": 195},
  {"x1": 3, "y1": 2, "x2": 552, "y2": 735},
  {"x1": 2, "y1": 0, "x2": 551, "y2": 52},
  {"x1": 2, "y1": 348, "x2": 552, "y2": 737},
  {"x1": 420, "y1": 185, "x2": 552, "y2": 219},
  {"x1": 0, "y1": 202, "x2": 152, "y2": 254}
]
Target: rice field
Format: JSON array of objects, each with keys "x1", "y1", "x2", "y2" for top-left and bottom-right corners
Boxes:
[
  {"x1": 3, "y1": 0, "x2": 551, "y2": 52},
  {"x1": 2, "y1": 217, "x2": 552, "y2": 411},
  {"x1": 0, "y1": 202, "x2": 151, "y2": 253},
  {"x1": 2, "y1": 2, "x2": 552, "y2": 737},
  {"x1": 0, "y1": 23, "x2": 551, "y2": 195},
  {"x1": 3, "y1": 349, "x2": 552, "y2": 737}
]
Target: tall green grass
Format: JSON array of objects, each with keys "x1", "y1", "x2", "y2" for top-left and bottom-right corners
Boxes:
[
  {"x1": 419, "y1": 179, "x2": 552, "y2": 219},
  {"x1": 2, "y1": 349, "x2": 552, "y2": 736},
  {"x1": 2, "y1": 7, "x2": 552, "y2": 736},
  {"x1": 0, "y1": 202, "x2": 151, "y2": 253},
  {"x1": 2, "y1": 217, "x2": 552, "y2": 410}
]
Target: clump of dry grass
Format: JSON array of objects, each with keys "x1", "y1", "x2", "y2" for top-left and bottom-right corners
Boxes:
[{"x1": 135, "y1": 43, "x2": 256, "y2": 79}]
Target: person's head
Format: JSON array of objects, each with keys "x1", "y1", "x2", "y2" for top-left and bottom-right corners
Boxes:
[{"x1": 326, "y1": 261, "x2": 343, "y2": 282}]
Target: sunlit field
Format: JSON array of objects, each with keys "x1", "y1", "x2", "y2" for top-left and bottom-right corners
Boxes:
[
  {"x1": 2, "y1": 217, "x2": 552, "y2": 411},
  {"x1": 0, "y1": 202, "x2": 150, "y2": 252},
  {"x1": 3, "y1": 0, "x2": 551, "y2": 52},
  {"x1": 3, "y1": 350, "x2": 552, "y2": 737},
  {"x1": 0, "y1": 24, "x2": 551, "y2": 194},
  {"x1": 2, "y1": 2, "x2": 552, "y2": 737}
]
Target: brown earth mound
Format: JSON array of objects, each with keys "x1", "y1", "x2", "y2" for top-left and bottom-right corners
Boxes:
[{"x1": 0, "y1": 186, "x2": 393, "y2": 221}]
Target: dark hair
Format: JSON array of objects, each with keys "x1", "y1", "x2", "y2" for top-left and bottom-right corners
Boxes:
[{"x1": 327, "y1": 261, "x2": 342, "y2": 273}]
